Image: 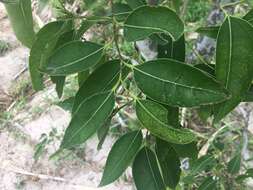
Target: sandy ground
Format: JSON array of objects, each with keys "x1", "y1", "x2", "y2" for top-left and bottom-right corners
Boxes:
[{"x1": 0, "y1": 4, "x2": 133, "y2": 190}]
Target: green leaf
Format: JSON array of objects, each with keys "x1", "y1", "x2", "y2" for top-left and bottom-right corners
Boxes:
[
  {"x1": 41, "y1": 41, "x2": 103, "y2": 76},
  {"x1": 75, "y1": 20, "x2": 94, "y2": 40},
  {"x1": 4, "y1": 0, "x2": 35, "y2": 48},
  {"x1": 196, "y1": 26, "x2": 220, "y2": 39},
  {"x1": 236, "y1": 168, "x2": 253, "y2": 183},
  {"x1": 124, "y1": 6, "x2": 184, "y2": 42},
  {"x1": 136, "y1": 99, "x2": 196, "y2": 144},
  {"x1": 72, "y1": 60, "x2": 126, "y2": 114},
  {"x1": 126, "y1": 0, "x2": 146, "y2": 9},
  {"x1": 171, "y1": 142, "x2": 198, "y2": 160},
  {"x1": 134, "y1": 59, "x2": 230, "y2": 107},
  {"x1": 228, "y1": 154, "x2": 241, "y2": 175},
  {"x1": 156, "y1": 139, "x2": 181, "y2": 189},
  {"x1": 97, "y1": 117, "x2": 111, "y2": 150},
  {"x1": 57, "y1": 97, "x2": 75, "y2": 112},
  {"x1": 191, "y1": 155, "x2": 216, "y2": 175},
  {"x1": 132, "y1": 147, "x2": 166, "y2": 190},
  {"x1": 60, "y1": 91, "x2": 115, "y2": 149},
  {"x1": 243, "y1": 9, "x2": 253, "y2": 25},
  {"x1": 112, "y1": 3, "x2": 132, "y2": 22},
  {"x1": 51, "y1": 76, "x2": 65, "y2": 98},
  {"x1": 100, "y1": 131, "x2": 142, "y2": 186},
  {"x1": 29, "y1": 21, "x2": 73, "y2": 91},
  {"x1": 243, "y1": 85, "x2": 253, "y2": 102},
  {"x1": 194, "y1": 64, "x2": 215, "y2": 76},
  {"x1": 214, "y1": 16, "x2": 253, "y2": 122},
  {"x1": 50, "y1": 30, "x2": 75, "y2": 98},
  {"x1": 158, "y1": 34, "x2": 185, "y2": 62},
  {"x1": 198, "y1": 176, "x2": 217, "y2": 190}
]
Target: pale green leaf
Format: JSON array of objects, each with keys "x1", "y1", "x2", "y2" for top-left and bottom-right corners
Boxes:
[{"x1": 4, "y1": 0, "x2": 35, "y2": 48}]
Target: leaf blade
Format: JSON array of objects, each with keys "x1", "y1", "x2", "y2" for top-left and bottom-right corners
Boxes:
[
  {"x1": 136, "y1": 99, "x2": 196, "y2": 144},
  {"x1": 60, "y1": 91, "x2": 115, "y2": 149},
  {"x1": 214, "y1": 16, "x2": 253, "y2": 122},
  {"x1": 41, "y1": 41, "x2": 103, "y2": 76},
  {"x1": 124, "y1": 6, "x2": 184, "y2": 42},
  {"x1": 134, "y1": 59, "x2": 229, "y2": 107},
  {"x1": 132, "y1": 147, "x2": 166, "y2": 190},
  {"x1": 100, "y1": 131, "x2": 142, "y2": 186}
]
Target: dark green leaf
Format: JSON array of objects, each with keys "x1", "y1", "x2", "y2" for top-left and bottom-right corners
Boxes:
[
  {"x1": 60, "y1": 91, "x2": 115, "y2": 149},
  {"x1": 228, "y1": 154, "x2": 241, "y2": 175},
  {"x1": 41, "y1": 41, "x2": 103, "y2": 76},
  {"x1": 124, "y1": 6, "x2": 184, "y2": 42},
  {"x1": 50, "y1": 30, "x2": 75, "y2": 98},
  {"x1": 97, "y1": 118, "x2": 111, "y2": 150},
  {"x1": 57, "y1": 97, "x2": 75, "y2": 112},
  {"x1": 243, "y1": 9, "x2": 253, "y2": 24},
  {"x1": 156, "y1": 139, "x2": 181, "y2": 189},
  {"x1": 191, "y1": 155, "x2": 216, "y2": 175},
  {"x1": 171, "y1": 142, "x2": 198, "y2": 160},
  {"x1": 198, "y1": 176, "x2": 217, "y2": 190},
  {"x1": 134, "y1": 59, "x2": 230, "y2": 107},
  {"x1": 214, "y1": 17, "x2": 253, "y2": 122},
  {"x1": 236, "y1": 168, "x2": 253, "y2": 183},
  {"x1": 51, "y1": 76, "x2": 65, "y2": 98},
  {"x1": 29, "y1": 21, "x2": 72, "y2": 91},
  {"x1": 4, "y1": 0, "x2": 35, "y2": 48},
  {"x1": 158, "y1": 34, "x2": 185, "y2": 62},
  {"x1": 243, "y1": 85, "x2": 253, "y2": 102},
  {"x1": 112, "y1": 3, "x2": 132, "y2": 22},
  {"x1": 132, "y1": 147, "x2": 166, "y2": 190},
  {"x1": 194, "y1": 63, "x2": 215, "y2": 76},
  {"x1": 72, "y1": 60, "x2": 126, "y2": 113},
  {"x1": 100, "y1": 131, "x2": 142, "y2": 186},
  {"x1": 75, "y1": 20, "x2": 94, "y2": 40},
  {"x1": 126, "y1": 0, "x2": 146, "y2": 9},
  {"x1": 78, "y1": 70, "x2": 90, "y2": 87},
  {"x1": 136, "y1": 99, "x2": 196, "y2": 144},
  {"x1": 196, "y1": 26, "x2": 220, "y2": 39}
]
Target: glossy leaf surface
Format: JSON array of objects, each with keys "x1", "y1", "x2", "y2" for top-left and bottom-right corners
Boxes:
[
  {"x1": 134, "y1": 59, "x2": 229, "y2": 107},
  {"x1": 214, "y1": 17, "x2": 253, "y2": 122},
  {"x1": 156, "y1": 139, "x2": 181, "y2": 189},
  {"x1": 100, "y1": 131, "x2": 142, "y2": 186},
  {"x1": 124, "y1": 6, "x2": 184, "y2": 42},
  {"x1": 29, "y1": 21, "x2": 72, "y2": 91},
  {"x1": 136, "y1": 99, "x2": 196, "y2": 144},
  {"x1": 60, "y1": 92, "x2": 115, "y2": 149},
  {"x1": 132, "y1": 147, "x2": 166, "y2": 190},
  {"x1": 42, "y1": 41, "x2": 103, "y2": 76},
  {"x1": 72, "y1": 60, "x2": 124, "y2": 113}
]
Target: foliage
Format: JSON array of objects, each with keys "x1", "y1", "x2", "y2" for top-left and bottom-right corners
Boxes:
[{"x1": 2, "y1": 0, "x2": 253, "y2": 189}]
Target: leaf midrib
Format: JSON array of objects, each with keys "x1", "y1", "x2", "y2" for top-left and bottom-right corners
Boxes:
[
  {"x1": 102, "y1": 131, "x2": 141, "y2": 184},
  {"x1": 49, "y1": 45, "x2": 104, "y2": 71},
  {"x1": 134, "y1": 66, "x2": 223, "y2": 96},
  {"x1": 62, "y1": 92, "x2": 113, "y2": 147}
]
